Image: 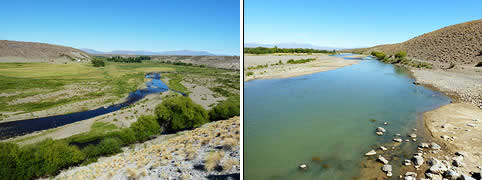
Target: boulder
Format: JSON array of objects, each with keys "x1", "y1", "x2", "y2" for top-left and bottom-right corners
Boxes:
[
  {"x1": 376, "y1": 132, "x2": 384, "y2": 135},
  {"x1": 403, "y1": 159, "x2": 412, "y2": 166},
  {"x1": 299, "y1": 164, "x2": 307, "y2": 170},
  {"x1": 393, "y1": 138, "x2": 403, "y2": 142},
  {"x1": 409, "y1": 133, "x2": 417, "y2": 138},
  {"x1": 460, "y1": 174, "x2": 476, "y2": 180},
  {"x1": 405, "y1": 172, "x2": 417, "y2": 177},
  {"x1": 380, "y1": 146, "x2": 387, "y2": 151},
  {"x1": 455, "y1": 151, "x2": 467, "y2": 157}
]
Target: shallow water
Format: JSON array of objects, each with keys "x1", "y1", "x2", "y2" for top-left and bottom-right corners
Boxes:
[
  {"x1": 244, "y1": 55, "x2": 450, "y2": 179},
  {"x1": 0, "y1": 73, "x2": 181, "y2": 140}
]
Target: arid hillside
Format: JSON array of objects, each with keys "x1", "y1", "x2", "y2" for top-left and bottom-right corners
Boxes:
[
  {"x1": 350, "y1": 19, "x2": 482, "y2": 66},
  {"x1": 0, "y1": 40, "x2": 91, "y2": 63}
]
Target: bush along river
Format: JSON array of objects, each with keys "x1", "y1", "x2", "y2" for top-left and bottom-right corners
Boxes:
[
  {"x1": 244, "y1": 54, "x2": 451, "y2": 179},
  {"x1": 0, "y1": 73, "x2": 184, "y2": 140}
]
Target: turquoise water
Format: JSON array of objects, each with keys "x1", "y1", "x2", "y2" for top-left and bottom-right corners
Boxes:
[{"x1": 244, "y1": 55, "x2": 451, "y2": 179}]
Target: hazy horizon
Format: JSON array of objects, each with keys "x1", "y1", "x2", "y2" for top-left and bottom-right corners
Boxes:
[
  {"x1": 245, "y1": 0, "x2": 481, "y2": 48},
  {"x1": 0, "y1": 0, "x2": 240, "y2": 55}
]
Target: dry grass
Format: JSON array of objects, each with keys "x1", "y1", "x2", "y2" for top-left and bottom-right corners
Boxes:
[
  {"x1": 222, "y1": 158, "x2": 239, "y2": 172},
  {"x1": 222, "y1": 138, "x2": 237, "y2": 150},
  {"x1": 205, "y1": 151, "x2": 225, "y2": 171}
]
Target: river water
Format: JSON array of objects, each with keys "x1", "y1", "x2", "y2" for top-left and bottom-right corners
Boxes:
[
  {"x1": 244, "y1": 54, "x2": 451, "y2": 179},
  {"x1": 0, "y1": 73, "x2": 180, "y2": 140}
]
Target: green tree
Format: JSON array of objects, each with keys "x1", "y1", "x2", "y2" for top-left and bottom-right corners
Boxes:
[{"x1": 155, "y1": 96, "x2": 209, "y2": 131}]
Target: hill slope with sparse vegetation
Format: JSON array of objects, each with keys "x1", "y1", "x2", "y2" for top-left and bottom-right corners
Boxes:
[
  {"x1": 349, "y1": 19, "x2": 482, "y2": 67},
  {"x1": 0, "y1": 40, "x2": 91, "y2": 63}
]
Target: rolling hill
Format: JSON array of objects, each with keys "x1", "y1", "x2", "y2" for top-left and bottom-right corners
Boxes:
[{"x1": 0, "y1": 40, "x2": 91, "y2": 63}]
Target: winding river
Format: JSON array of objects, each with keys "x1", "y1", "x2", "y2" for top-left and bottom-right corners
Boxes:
[
  {"x1": 244, "y1": 54, "x2": 451, "y2": 179},
  {"x1": 0, "y1": 73, "x2": 181, "y2": 140}
]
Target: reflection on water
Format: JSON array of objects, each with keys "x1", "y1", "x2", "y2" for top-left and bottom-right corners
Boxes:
[
  {"x1": 244, "y1": 55, "x2": 450, "y2": 179},
  {"x1": 0, "y1": 73, "x2": 178, "y2": 140}
]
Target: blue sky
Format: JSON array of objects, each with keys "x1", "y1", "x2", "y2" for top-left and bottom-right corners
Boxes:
[
  {"x1": 245, "y1": 0, "x2": 481, "y2": 48},
  {"x1": 0, "y1": 0, "x2": 240, "y2": 55}
]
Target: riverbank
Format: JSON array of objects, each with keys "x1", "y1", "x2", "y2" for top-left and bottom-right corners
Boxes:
[
  {"x1": 412, "y1": 67, "x2": 482, "y2": 178},
  {"x1": 51, "y1": 116, "x2": 240, "y2": 179},
  {"x1": 244, "y1": 54, "x2": 360, "y2": 81}
]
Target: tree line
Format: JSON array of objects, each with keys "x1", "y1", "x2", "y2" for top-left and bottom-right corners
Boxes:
[{"x1": 244, "y1": 46, "x2": 334, "y2": 54}]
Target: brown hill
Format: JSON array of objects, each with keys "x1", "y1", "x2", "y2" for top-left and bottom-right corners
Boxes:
[
  {"x1": 351, "y1": 19, "x2": 482, "y2": 66},
  {"x1": 0, "y1": 40, "x2": 91, "y2": 63}
]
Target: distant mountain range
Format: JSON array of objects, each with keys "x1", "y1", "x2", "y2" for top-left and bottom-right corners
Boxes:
[
  {"x1": 244, "y1": 42, "x2": 343, "y2": 50},
  {"x1": 81, "y1": 48, "x2": 217, "y2": 56}
]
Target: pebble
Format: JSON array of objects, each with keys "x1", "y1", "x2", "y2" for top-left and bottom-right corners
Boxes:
[
  {"x1": 376, "y1": 127, "x2": 386, "y2": 132},
  {"x1": 365, "y1": 150, "x2": 376, "y2": 156}
]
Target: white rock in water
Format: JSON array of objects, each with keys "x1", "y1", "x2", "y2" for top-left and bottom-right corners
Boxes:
[
  {"x1": 376, "y1": 132, "x2": 384, "y2": 135},
  {"x1": 299, "y1": 164, "x2": 307, "y2": 170},
  {"x1": 405, "y1": 139, "x2": 410, "y2": 142},
  {"x1": 384, "y1": 122, "x2": 388, "y2": 125},
  {"x1": 412, "y1": 139, "x2": 417, "y2": 142},
  {"x1": 396, "y1": 134, "x2": 401, "y2": 136},
  {"x1": 419, "y1": 143, "x2": 429, "y2": 148},
  {"x1": 380, "y1": 146, "x2": 387, "y2": 151},
  {"x1": 431, "y1": 142, "x2": 441, "y2": 150},
  {"x1": 393, "y1": 138, "x2": 403, "y2": 142},
  {"x1": 408, "y1": 133, "x2": 417, "y2": 138},
  {"x1": 378, "y1": 155, "x2": 389, "y2": 164},
  {"x1": 365, "y1": 150, "x2": 376, "y2": 156},
  {"x1": 376, "y1": 127, "x2": 386, "y2": 132},
  {"x1": 382, "y1": 164, "x2": 392, "y2": 172}
]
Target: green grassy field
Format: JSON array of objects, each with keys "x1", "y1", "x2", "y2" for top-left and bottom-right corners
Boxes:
[{"x1": 0, "y1": 61, "x2": 239, "y2": 118}]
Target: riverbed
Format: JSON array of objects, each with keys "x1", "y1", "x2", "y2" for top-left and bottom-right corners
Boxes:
[
  {"x1": 0, "y1": 73, "x2": 179, "y2": 140},
  {"x1": 244, "y1": 55, "x2": 451, "y2": 179}
]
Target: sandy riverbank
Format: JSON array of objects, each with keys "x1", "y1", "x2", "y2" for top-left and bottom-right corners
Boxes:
[
  {"x1": 244, "y1": 54, "x2": 360, "y2": 81},
  {"x1": 412, "y1": 67, "x2": 482, "y2": 178}
]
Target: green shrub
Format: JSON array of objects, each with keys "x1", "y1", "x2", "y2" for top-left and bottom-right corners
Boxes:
[
  {"x1": 96, "y1": 138, "x2": 122, "y2": 155},
  {"x1": 394, "y1": 51, "x2": 407, "y2": 59},
  {"x1": 246, "y1": 72, "x2": 254, "y2": 76},
  {"x1": 0, "y1": 143, "x2": 19, "y2": 178},
  {"x1": 91, "y1": 58, "x2": 105, "y2": 67},
  {"x1": 286, "y1": 58, "x2": 315, "y2": 64},
  {"x1": 155, "y1": 96, "x2": 209, "y2": 131},
  {"x1": 209, "y1": 96, "x2": 240, "y2": 121},
  {"x1": 131, "y1": 115, "x2": 161, "y2": 141},
  {"x1": 371, "y1": 51, "x2": 386, "y2": 60}
]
